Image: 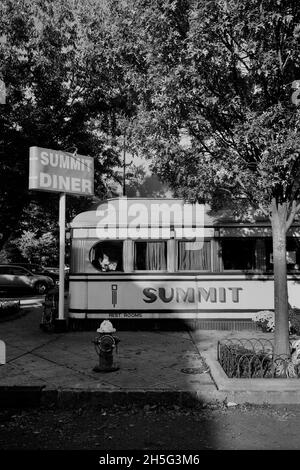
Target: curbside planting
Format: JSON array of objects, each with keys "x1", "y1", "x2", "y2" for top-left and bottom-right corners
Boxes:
[
  {"x1": 202, "y1": 349, "x2": 300, "y2": 404},
  {"x1": 0, "y1": 300, "x2": 21, "y2": 320}
]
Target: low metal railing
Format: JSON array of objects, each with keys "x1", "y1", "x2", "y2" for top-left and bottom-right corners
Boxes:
[{"x1": 218, "y1": 338, "x2": 300, "y2": 378}]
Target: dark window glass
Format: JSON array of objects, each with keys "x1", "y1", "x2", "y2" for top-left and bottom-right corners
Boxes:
[
  {"x1": 267, "y1": 237, "x2": 300, "y2": 272},
  {"x1": 221, "y1": 237, "x2": 300, "y2": 272},
  {"x1": 90, "y1": 241, "x2": 123, "y2": 272},
  {"x1": 287, "y1": 237, "x2": 300, "y2": 271},
  {"x1": 29, "y1": 266, "x2": 39, "y2": 273},
  {"x1": 0, "y1": 267, "x2": 9, "y2": 274},
  {"x1": 221, "y1": 239, "x2": 257, "y2": 271},
  {"x1": 264, "y1": 238, "x2": 273, "y2": 272},
  {"x1": 264, "y1": 237, "x2": 300, "y2": 272},
  {"x1": 178, "y1": 240, "x2": 211, "y2": 271},
  {"x1": 134, "y1": 241, "x2": 167, "y2": 271},
  {"x1": 10, "y1": 267, "x2": 29, "y2": 275}
]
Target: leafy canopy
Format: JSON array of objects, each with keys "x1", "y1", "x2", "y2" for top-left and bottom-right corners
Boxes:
[
  {"x1": 0, "y1": 0, "x2": 145, "y2": 247},
  {"x1": 128, "y1": 0, "x2": 300, "y2": 221}
]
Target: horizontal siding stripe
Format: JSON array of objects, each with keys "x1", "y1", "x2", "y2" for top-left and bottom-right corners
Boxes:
[
  {"x1": 69, "y1": 272, "x2": 277, "y2": 277},
  {"x1": 68, "y1": 277, "x2": 285, "y2": 282},
  {"x1": 69, "y1": 308, "x2": 260, "y2": 314},
  {"x1": 67, "y1": 317, "x2": 259, "y2": 331},
  {"x1": 69, "y1": 273, "x2": 300, "y2": 280}
]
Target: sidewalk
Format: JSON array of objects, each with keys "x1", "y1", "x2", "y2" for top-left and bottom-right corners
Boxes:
[{"x1": 1, "y1": 301, "x2": 300, "y2": 407}]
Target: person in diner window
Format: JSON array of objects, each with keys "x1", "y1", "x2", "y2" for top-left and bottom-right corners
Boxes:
[{"x1": 99, "y1": 253, "x2": 118, "y2": 272}]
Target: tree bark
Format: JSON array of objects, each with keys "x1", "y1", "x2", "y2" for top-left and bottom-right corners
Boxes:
[{"x1": 270, "y1": 199, "x2": 290, "y2": 357}]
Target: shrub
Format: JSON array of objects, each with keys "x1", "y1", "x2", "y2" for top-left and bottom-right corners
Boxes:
[
  {"x1": 252, "y1": 310, "x2": 296, "y2": 334},
  {"x1": 252, "y1": 310, "x2": 275, "y2": 332},
  {"x1": 0, "y1": 300, "x2": 20, "y2": 318}
]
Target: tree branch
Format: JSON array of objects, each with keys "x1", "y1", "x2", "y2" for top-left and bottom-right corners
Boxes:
[
  {"x1": 258, "y1": 204, "x2": 271, "y2": 219},
  {"x1": 286, "y1": 200, "x2": 300, "y2": 230}
]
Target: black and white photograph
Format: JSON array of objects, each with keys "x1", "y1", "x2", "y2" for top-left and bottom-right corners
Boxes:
[{"x1": 1, "y1": 0, "x2": 300, "y2": 463}]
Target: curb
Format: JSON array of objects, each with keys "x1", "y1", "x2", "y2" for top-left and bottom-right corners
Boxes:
[
  {"x1": 2, "y1": 381, "x2": 300, "y2": 408},
  {"x1": 0, "y1": 386, "x2": 45, "y2": 407},
  {"x1": 40, "y1": 388, "x2": 227, "y2": 409},
  {"x1": 0, "y1": 386, "x2": 227, "y2": 409}
]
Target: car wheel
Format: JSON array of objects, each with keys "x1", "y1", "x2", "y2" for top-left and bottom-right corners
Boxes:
[{"x1": 35, "y1": 282, "x2": 48, "y2": 295}]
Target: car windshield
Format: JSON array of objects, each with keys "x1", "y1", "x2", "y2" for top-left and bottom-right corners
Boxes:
[
  {"x1": 27, "y1": 266, "x2": 41, "y2": 273},
  {"x1": 16, "y1": 265, "x2": 58, "y2": 276},
  {"x1": 28, "y1": 266, "x2": 48, "y2": 274},
  {"x1": 12, "y1": 266, "x2": 32, "y2": 275}
]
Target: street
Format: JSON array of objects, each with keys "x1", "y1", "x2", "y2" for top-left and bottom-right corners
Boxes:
[{"x1": 0, "y1": 402, "x2": 300, "y2": 451}]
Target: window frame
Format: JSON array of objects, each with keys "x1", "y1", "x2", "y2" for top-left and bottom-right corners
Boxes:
[
  {"x1": 86, "y1": 235, "x2": 300, "y2": 275},
  {"x1": 220, "y1": 237, "x2": 265, "y2": 273},
  {"x1": 89, "y1": 240, "x2": 125, "y2": 273}
]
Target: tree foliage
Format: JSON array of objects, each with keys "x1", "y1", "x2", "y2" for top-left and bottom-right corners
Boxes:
[
  {"x1": 129, "y1": 0, "x2": 300, "y2": 213},
  {"x1": 17, "y1": 230, "x2": 58, "y2": 265},
  {"x1": 0, "y1": 0, "x2": 145, "y2": 249}
]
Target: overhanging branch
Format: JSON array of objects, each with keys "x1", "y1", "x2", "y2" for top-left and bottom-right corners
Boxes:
[{"x1": 286, "y1": 200, "x2": 300, "y2": 231}]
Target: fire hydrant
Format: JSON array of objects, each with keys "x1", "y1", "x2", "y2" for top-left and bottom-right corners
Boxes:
[{"x1": 92, "y1": 320, "x2": 120, "y2": 372}]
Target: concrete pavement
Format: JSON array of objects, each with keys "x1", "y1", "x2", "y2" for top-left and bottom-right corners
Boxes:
[{"x1": 1, "y1": 299, "x2": 300, "y2": 406}]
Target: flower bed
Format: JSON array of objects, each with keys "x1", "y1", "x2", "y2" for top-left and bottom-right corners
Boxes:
[{"x1": 252, "y1": 308, "x2": 300, "y2": 334}]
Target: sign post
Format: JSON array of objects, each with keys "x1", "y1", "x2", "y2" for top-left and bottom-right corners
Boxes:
[
  {"x1": 29, "y1": 146, "x2": 94, "y2": 331},
  {"x1": 58, "y1": 193, "x2": 66, "y2": 322}
]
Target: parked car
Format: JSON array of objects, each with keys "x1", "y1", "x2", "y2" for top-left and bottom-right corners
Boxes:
[
  {"x1": 41, "y1": 265, "x2": 69, "y2": 287},
  {"x1": 0, "y1": 265, "x2": 54, "y2": 295},
  {"x1": 16, "y1": 264, "x2": 59, "y2": 286},
  {"x1": 44, "y1": 266, "x2": 59, "y2": 276},
  {"x1": 16, "y1": 264, "x2": 69, "y2": 288},
  {"x1": 47, "y1": 266, "x2": 69, "y2": 275}
]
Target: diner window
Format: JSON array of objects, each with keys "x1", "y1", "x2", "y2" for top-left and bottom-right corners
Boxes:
[
  {"x1": 134, "y1": 241, "x2": 167, "y2": 271},
  {"x1": 220, "y1": 238, "x2": 257, "y2": 271},
  {"x1": 267, "y1": 237, "x2": 300, "y2": 272},
  {"x1": 287, "y1": 237, "x2": 300, "y2": 271},
  {"x1": 177, "y1": 240, "x2": 211, "y2": 271},
  {"x1": 219, "y1": 237, "x2": 300, "y2": 272},
  {"x1": 90, "y1": 241, "x2": 123, "y2": 272}
]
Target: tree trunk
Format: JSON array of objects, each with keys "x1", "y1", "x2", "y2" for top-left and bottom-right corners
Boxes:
[{"x1": 270, "y1": 199, "x2": 290, "y2": 357}]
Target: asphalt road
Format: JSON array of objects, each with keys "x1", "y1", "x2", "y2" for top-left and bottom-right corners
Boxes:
[{"x1": 0, "y1": 402, "x2": 300, "y2": 451}]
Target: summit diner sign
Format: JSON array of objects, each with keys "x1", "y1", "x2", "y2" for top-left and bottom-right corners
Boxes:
[{"x1": 29, "y1": 146, "x2": 94, "y2": 196}]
